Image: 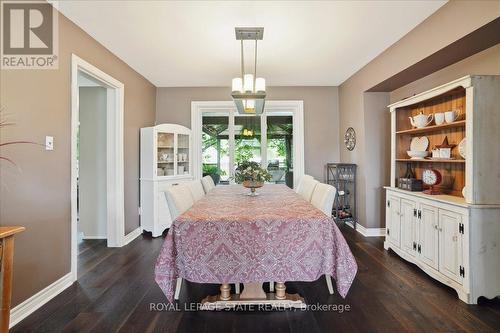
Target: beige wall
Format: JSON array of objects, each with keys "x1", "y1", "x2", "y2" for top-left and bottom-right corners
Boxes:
[
  {"x1": 363, "y1": 92, "x2": 391, "y2": 229},
  {"x1": 390, "y1": 43, "x2": 500, "y2": 103},
  {"x1": 339, "y1": 1, "x2": 500, "y2": 229},
  {"x1": 156, "y1": 86, "x2": 340, "y2": 181},
  {"x1": 0, "y1": 13, "x2": 156, "y2": 306}
]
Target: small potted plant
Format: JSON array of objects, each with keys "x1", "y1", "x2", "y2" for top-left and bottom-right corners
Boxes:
[
  {"x1": 234, "y1": 161, "x2": 271, "y2": 196},
  {"x1": 202, "y1": 164, "x2": 222, "y2": 184}
]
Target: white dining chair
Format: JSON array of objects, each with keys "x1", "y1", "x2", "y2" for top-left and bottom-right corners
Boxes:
[
  {"x1": 296, "y1": 174, "x2": 313, "y2": 193},
  {"x1": 296, "y1": 175, "x2": 318, "y2": 202},
  {"x1": 311, "y1": 182, "x2": 337, "y2": 295},
  {"x1": 311, "y1": 183, "x2": 337, "y2": 216},
  {"x1": 165, "y1": 184, "x2": 194, "y2": 220},
  {"x1": 186, "y1": 180, "x2": 205, "y2": 202},
  {"x1": 201, "y1": 175, "x2": 216, "y2": 193},
  {"x1": 165, "y1": 184, "x2": 195, "y2": 300}
]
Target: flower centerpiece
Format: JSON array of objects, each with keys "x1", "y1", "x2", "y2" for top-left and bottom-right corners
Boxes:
[{"x1": 234, "y1": 161, "x2": 271, "y2": 196}]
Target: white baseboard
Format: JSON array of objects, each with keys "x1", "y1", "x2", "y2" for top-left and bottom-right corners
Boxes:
[
  {"x1": 10, "y1": 228, "x2": 141, "y2": 329},
  {"x1": 122, "y1": 227, "x2": 141, "y2": 246},
  {"x1": 10, "y1": 272, "x2": 73, "y2": 329},
  {"x1": 346, "y1": 221, "x2": 385, "y2": 237},
  {"x1": 82, "y1": 235, "x2": 107, "y2": 240}
]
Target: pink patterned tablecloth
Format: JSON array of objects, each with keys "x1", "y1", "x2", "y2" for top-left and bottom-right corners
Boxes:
[{"x1": 155, "y1": 184, "x2": 357, "y2": 302}]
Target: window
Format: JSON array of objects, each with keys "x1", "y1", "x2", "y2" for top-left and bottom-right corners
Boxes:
[
  {"x1": 201, "y1": 112, "x2": 294, "y2": 188},
  {"x1": 235, "y1": 115, "x2": 262, "y2": 166},
  {"x1": 266, "y1": 116, "x2": 293, "y2": 188},
  {"x1": 202, "y1": 114, "x2": 230, "y2": 184},
  {"x1": 193, "y1": 101, "x2": 304, "y2": 190}
]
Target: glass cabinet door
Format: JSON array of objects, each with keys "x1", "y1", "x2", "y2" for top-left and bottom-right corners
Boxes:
[
  {"x1": 157, "y1": 132, "x2": 175, "y2": 177},
  {"x1": 177, "y1": 133, "x2": 190, "y2": 176}
]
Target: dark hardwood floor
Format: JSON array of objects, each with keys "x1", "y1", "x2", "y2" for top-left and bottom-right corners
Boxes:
[{"x1": 13, "y1": 226, "x2": 500, "y2": 333}]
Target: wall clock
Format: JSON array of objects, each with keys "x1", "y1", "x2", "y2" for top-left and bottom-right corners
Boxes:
[
  {"x1": 422, "y1": 167, "x2": 442, "y2": 195},
  {"x1": 344, "y1": 127, "x2": 356, "y2": 151}
]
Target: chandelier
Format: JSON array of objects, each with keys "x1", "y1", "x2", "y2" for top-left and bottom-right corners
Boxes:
[{"x1": 231, "y1": 27, "x2": 266, "y2": 114}]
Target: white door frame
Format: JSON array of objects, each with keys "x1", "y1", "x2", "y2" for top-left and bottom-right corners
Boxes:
[
  {"x1": 191, "y1": 100, "x2": 304, "y2": 189},
  {"x1": 70, "y1": 54, "x2": 125, "y2": 282}
]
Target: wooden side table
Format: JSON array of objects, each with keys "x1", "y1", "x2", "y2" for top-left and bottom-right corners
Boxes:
[{"x1": 0, "y1": 226, "x2": 25, "y2": 333}]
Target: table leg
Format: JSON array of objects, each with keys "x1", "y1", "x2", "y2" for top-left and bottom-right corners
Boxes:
[
  {"x1": 1, "y1": 237, "x2": 15, "y2": 333},
  {"x1": 275, "y1": 282, "x2": 286, "y2": 300},
  {"x1": 240, "y1": 282, "x2": 266, "y2": 299},
  {"x1": 220, "y1": 284, "x2": 231, "y2": 301}
]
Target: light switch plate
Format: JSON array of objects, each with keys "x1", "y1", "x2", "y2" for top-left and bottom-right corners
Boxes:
[{"x1": 45, "y1": 136, "x2": 54, "y2": 150}]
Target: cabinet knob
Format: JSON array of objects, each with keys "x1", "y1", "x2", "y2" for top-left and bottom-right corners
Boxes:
[{"x1": 434, "y1": 225, "x2": 438, "y2": 230}]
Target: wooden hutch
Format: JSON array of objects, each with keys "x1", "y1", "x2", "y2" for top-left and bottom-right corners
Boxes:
[{"x1": 384, "y1": 75, "x2": 500, "y2": 304}]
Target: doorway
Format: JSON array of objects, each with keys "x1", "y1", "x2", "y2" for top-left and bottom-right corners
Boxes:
[
  {"x1": 70, "y1": 54, "x2": 125, "y2": 282},
  {"x1": 78, "y1": 74, "x2": 107, "y2": 243}
]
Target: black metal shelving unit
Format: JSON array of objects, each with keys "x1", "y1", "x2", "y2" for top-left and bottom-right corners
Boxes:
[{"x1": 325, "y1": 163, "x2": 357, "y2": 229}]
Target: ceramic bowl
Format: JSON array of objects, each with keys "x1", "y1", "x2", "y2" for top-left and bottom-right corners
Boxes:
[{"x1": 407, "y1": 150, "x2": 429, "y2": 159}]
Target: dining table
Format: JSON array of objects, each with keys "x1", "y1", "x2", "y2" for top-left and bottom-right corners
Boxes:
[{"x1": 155, "y1": 184, "x2": 357, "y2": 309}]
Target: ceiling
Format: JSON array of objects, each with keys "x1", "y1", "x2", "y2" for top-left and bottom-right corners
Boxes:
[{"x1": 56, "y1": 1, "x2": 446, "y2": 87}]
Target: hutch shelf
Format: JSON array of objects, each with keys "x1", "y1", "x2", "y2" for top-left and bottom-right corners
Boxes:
[
  {"x1": 384, "y1": 75, "x2": 500, "y2": 304},
  {"x1": 395, "y1": 120, "x2": 466, "y2": 135},
  {"x1": 395, "y1": 159, "x2": 465, "y2": 164}
]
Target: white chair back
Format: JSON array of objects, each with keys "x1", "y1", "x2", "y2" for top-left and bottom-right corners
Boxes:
[
  {"x1": 297, "y1": 175, "x2": 318, "y2": 202},
  {"x1": 165, "y1": 184, "x2": 194, "y2": 220},
  {"x1": 311, "y1": 183, "x2": 337, "y2": 216},
  {"x1": 296, "y1": 175, "x2": 313, "y2": 194},
  {"x1": 201, "y1": 175, "x2": 216, "y2": 193},
  {"x1": 187, "y1": 180, "x2": 205, "y2": 202}
]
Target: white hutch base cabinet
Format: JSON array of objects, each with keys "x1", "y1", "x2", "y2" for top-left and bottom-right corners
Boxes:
[
  {"x1": 384, "y1": 76, "x2": 500, "y2": 304},
  {"x1": 140, "y1": 124, "x2": 193, "y2": 237}
]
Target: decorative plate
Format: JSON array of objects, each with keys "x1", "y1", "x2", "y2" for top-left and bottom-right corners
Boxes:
[
  {"x1": 409, "y1": 136, "x2": 429, "y2": 152},
  {"x1": 458, "y1": 137, "x2": 466, "y2": 159},
  {"x1": 344, "y1": 127, "x2": 356, "y2": 151}
]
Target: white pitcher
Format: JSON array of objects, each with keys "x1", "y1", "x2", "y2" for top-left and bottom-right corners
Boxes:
[{"x1": 409, "y1": 112, "x2": 433, "y2": 128}]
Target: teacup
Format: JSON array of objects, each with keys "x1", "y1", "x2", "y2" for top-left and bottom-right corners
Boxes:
[
  {"x1": 445, "y1": 110, "x2": 460, "y2": 123},
  {"x1": 434, "y1": 112, "x2": 445, "y2": 125}
]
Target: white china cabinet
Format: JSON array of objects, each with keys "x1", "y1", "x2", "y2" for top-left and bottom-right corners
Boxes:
[{"x1": 140, "y1": 124, "x2": 192, "y2": 237}]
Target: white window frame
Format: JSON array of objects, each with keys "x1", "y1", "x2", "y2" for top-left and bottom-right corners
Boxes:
[{"x1": 191, "y1": 101, "x2": 304, "y2": 189}]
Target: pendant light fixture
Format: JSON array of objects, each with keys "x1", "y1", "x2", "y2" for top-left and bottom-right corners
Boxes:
[{"x1": 231, "y1": 27, "x2": 266, "y2": 114}]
